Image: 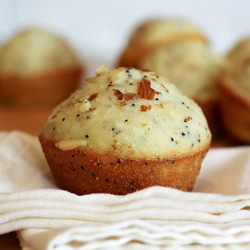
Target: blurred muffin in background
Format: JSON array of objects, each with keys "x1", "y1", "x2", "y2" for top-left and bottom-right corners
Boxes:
[
  {"x1": 140, "y1": 40, "x2": 222, "y2": 138},
  {"x1": 0, "y1": 27, "x2": 83, "y2": 106},
  {"x1": 220, "y1": 37, "x2": 250, "y2": 143},
  {"x1": 117, "y1": 18, "x2": 207, "y2": 68}
]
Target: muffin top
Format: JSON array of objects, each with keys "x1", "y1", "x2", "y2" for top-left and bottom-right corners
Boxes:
[
  {"x1": 42, "y1": 66, "x2": 211, "y2": 159},
  {"x1": 140, "y1": 40, "x2": 221, "y2": 101},
  {"x1": 126, "y1": 18, "x2": 206, "y2": 49},
  {"x1": 227, "y1": 37, "x2": 250, "y2": 65},
  {"x1": 223, "y1": 37, "x2": 250, "y2": 99},
  {"x1": 0, "y1": 28, "x2": 81, "y2": 76}
]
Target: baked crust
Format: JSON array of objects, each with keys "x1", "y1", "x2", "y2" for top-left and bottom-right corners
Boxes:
[
  {"x1": 117, "y1": 33, "x2": 207, "y2": 68},
  {"x1": 0, "y1": 66, "x2": 83, "y2": 106},
  {"x1": 219, "y1": 75, "x2": 250, "y2": 143},
  {"x1": 0, "y1": 105, "x2": 52, "y2": 135},
  {"x1": 40, "y1": 136, "x2": 209, "y2": 195}
]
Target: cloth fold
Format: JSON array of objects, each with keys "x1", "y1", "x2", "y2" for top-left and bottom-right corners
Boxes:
[{"x1": 0, "y1": 131, "x2": 250, "y2": 250}]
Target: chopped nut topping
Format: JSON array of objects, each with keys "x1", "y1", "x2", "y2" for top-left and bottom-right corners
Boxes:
[
  {"x1": 113, "y1": 89, "x2": 123, "y2": 100},
  {"x1": 138, "y1": 79, "x2": 156, "y2": 100},
  {"x1": 88, "y1": 93, "x2": 98, "y2": 101},
  {"x1": 113, "y1": 89, "x2": 137, "y2": 101},
  {"x1": 79, "y1": 99, "x2": 91, "y2": 112},
  {"x1": 96, "y1": 64, "x2": 109, "y2": 75},
  {"x1": 184, "y1": 116, "x2": 192, "y2": 122},
  {"x1": 123, "y1": 93, "x2": 137, "y2": 100},
  {"x1": 55, "y1": 139, "x2": 87, "y2": 151},
  {"x1": 140, "y1": 105, "x2": 152, "y2": 112}
]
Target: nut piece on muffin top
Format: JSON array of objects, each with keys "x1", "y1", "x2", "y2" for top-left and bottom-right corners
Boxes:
[{"x1": 42, "y1": 66, "x2": 211, "y2": 159}]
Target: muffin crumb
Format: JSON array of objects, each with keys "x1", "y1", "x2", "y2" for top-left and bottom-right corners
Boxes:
[{"x1": 96, "y1": 64, "x2": 109, "y2": 75}]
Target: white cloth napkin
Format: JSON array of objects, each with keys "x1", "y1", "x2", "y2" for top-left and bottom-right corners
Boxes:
[{"x1": 0, "y1": 131, "x2": 250, "y2": 250}]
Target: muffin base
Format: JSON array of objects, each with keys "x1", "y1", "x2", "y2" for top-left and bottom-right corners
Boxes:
[
  {"x1": 0, "y1": 66, "x2": 83, "y2": 106},
  {"x1": 0, "y1": 105, "x2": 52, "y2": 135},
  {"x1": 117, "y1": 33, "x2": 207, "y2": 68},
  {"x1": 219, "y1": 76, "x2": 250, "y2": 143},
  {"x1": 40, "y1": 136, "x2": 209, "y2": 195}
]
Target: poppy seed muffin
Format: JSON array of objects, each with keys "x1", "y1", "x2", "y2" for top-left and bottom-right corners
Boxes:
[
  {"x1": 220, "y1": 37, "x2": 250, "y2": 143},
  {"x1": 0, "y1": 28, "x2": 83, "y2": 106},
  {"x1": 117, "y1": 18, "x2": 207, "y2": 68},
  {"x1": 140, "y1": 40, "x2": 222, "y2": 137},
  {"x1": 40, "y1": 66, "x2": 211, "y2": 195}
]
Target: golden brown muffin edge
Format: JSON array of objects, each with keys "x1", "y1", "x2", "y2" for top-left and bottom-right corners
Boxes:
[{"x1": 39, "y1": 135, "x2": 210, "y2": 195}]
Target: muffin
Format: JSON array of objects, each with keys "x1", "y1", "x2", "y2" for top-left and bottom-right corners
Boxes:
[
  {"x1": 219, "y1": 37, "x2": 250, "y2": 143},
  {"x1": 0, "y1": 105, "x2": 53, "y2": 135},
  {"x1": 40, "y1": 66, "x2": 211, "y2": 195},
  {"x1": 117, "y1": 18, "x2": 207, "y2": 68},
  {"x1": 140, "y1": 40, "x2": 222, "y2": 137},
  {"x1": 0, "y1": 28, "x2": 83, "y2": 106}
]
